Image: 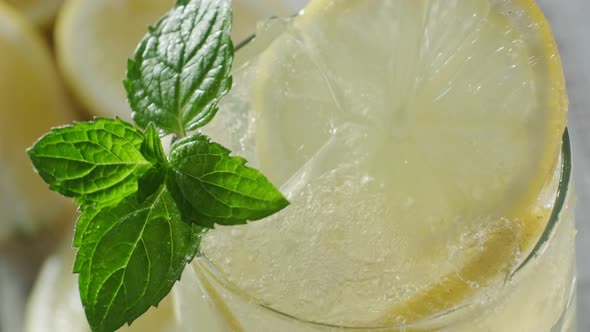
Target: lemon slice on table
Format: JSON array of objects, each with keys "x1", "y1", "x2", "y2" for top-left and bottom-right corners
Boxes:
[
  {"x1": 2, "y1": 0, "x2": 63, "y2": 28},
  {"x1": 0, "y1": 3, "x2": 77, "y2": 242},
  {"x1": 200, "y1": 0, "x2": 567, "y2": 328},
  {"x1": 55, "y1": 0, "x2": 295, "y2": 121}
]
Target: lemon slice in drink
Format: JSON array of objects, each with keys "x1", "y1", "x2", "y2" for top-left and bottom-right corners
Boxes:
[
  {"x1": 55, "y1": 0, "x2": 295, "y2": 120},
  {"x1": 0, "y1": 3, "x2": 77, "y2": 242},
  {"x1": 201, "y1": 0, "x2": 567, "y2": 327}
]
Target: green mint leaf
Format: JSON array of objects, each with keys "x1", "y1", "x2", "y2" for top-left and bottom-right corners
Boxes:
[
  {"x1": 125, "y1": 0, "x2": 233, "y2": 136},
  {"x1": 137, "y1": 166, "x2": 166, "y2": 204},
  {"x1": 27, "y1": 118, "x2": 150, "y2": 208},
  {"x1": 167, "y1": 134, "x2": 289, "y2": 228},
  {"x1": 138, "y1": 123, "x2": 168, "y2": 203},
  {"x1": 73, "y1": 207, "x2": 98, "y2": 249},
  {"x1": 74, "y1": 187, "x2": 204, "y2": 332},
  {"x1": 140, "y1": 123, "x2": 167, "y2": 165}
]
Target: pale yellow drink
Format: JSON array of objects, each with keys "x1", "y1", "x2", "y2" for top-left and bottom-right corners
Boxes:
[
  {"x1": 25, "y1": 0, "x2": 576, "y2": 331},
  {"x1": 173, "y1": 146, "x2": 576, "y2": 332}
]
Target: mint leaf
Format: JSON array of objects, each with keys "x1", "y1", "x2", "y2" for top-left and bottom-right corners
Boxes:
[
  {"x1": 167, "y1": 134, "x2": 289, "y2": 228},
  {"x1": 74, "y1": 187, "x2": 204, "y2": 332},
  {"x1": 138, "y1": 124, "x2": 168, "y2": 203},
  {"x1": 138, "y1": 166, "x2": 166, "y2": 203},
  {"x1": 125, "y1": 0, "x2": 233, "y2": 136},
  {"x1": 27, "y1": 118, "x2": 150, "y2": 208},
  {"x1": 73, "y1": 207, "x2": 98, "y2": 249},
  {"x1": 140, "y1": 123, "x2": 167, "y2": 165}
]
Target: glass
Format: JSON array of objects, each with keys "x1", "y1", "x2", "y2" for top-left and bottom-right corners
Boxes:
[
  {"x1": 25, "y1": 28, "x2": 575, "y2": 332},
  {"x1": 21, "y1": 3, "x2": 577, "y2": 332},
  {"x1": 171, "y1": 128, "x2": 576, "y2": 332},
  {"x1": 21, "y1": 132, "x2": 576, "y2": 332},
  {"x1": 163, "y1": 13, "x2": 578, "y2": 328}
]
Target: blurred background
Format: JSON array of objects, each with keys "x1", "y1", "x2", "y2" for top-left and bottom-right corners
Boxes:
[{"x1": 0, "y1": 0, "x2": 587, "y2": 331}]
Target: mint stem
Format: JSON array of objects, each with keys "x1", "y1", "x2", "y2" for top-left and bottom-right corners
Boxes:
[{"x1": 171, "y1": 134, "x2": 182, "y2": 145}]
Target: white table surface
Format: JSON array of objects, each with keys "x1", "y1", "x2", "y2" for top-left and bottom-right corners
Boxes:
[{"x1": 535, "y1": 0, "x2": 590, "y2": 330}]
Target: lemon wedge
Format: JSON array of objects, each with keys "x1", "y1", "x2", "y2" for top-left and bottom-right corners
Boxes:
[{"x1": 0, "y1": 3, "x2": 78, "y2": 242}]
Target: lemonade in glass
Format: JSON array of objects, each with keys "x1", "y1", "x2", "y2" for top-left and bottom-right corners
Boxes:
[{"x1": 26, "y1": 0, "x2": 576, "y2": 331}]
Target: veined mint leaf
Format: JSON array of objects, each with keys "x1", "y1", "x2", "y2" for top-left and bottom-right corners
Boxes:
[
  {"x1": 125, "y1": 0, "x2": 233, "y2": 136},
  {"x1": 140, "y1": 123, "x2": 167, "y2": 165},
  {"x1": 167, "y1": 134, "x2": 289, "y2": 228},
  {"x1": 138, "y1": 124, "x2": 168, "y2": 203},
  {"x1": 73, "y1": 206, "x2": 98, "y2": 249},
  {"x1": 74, "y1": 187, "x2": 204, "y2": 332},
  {"x1": 27, "y1": 118, "x2": 150, "y2": 208},
  {"x1": 138, "y1": 166, "x2": 166, "y2": 204}
]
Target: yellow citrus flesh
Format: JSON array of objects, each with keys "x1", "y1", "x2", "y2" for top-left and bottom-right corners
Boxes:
[
  {"x1": 2, "y1": 0, "x2": 63, "y2": 27},
  {"x1": 200, "y1": 0, "x2": 567, "y2": 327},
  {"x1": 0, "y1": 2, "x2": 78, "y2": 242}
]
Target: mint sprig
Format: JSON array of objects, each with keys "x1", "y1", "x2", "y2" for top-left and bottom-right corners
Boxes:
[{"x1": 26, "y1": 0, "x2": 288, "y2": 331}]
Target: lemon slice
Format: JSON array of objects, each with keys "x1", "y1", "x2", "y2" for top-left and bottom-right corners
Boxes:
[
  {"x1": 0, "y1": 3, "x2": 78, "y2": 242},
  {"x1": 2, "y1": 0, "x2": 63, "y2": 27},
  {"x1": 200, "y1": 0, "x2": 567, "y2": 327},
  {"x1": 55, "y1": 0, "x2": 175, "y2": 120},
  {"x1": 55, "y1": 0, "x2": 295, "y2": 121}
]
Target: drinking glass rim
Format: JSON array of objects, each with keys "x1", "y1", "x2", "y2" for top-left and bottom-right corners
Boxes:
[{"x1": 196, "y1": 129, "x2": 572, "y2": 330}]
